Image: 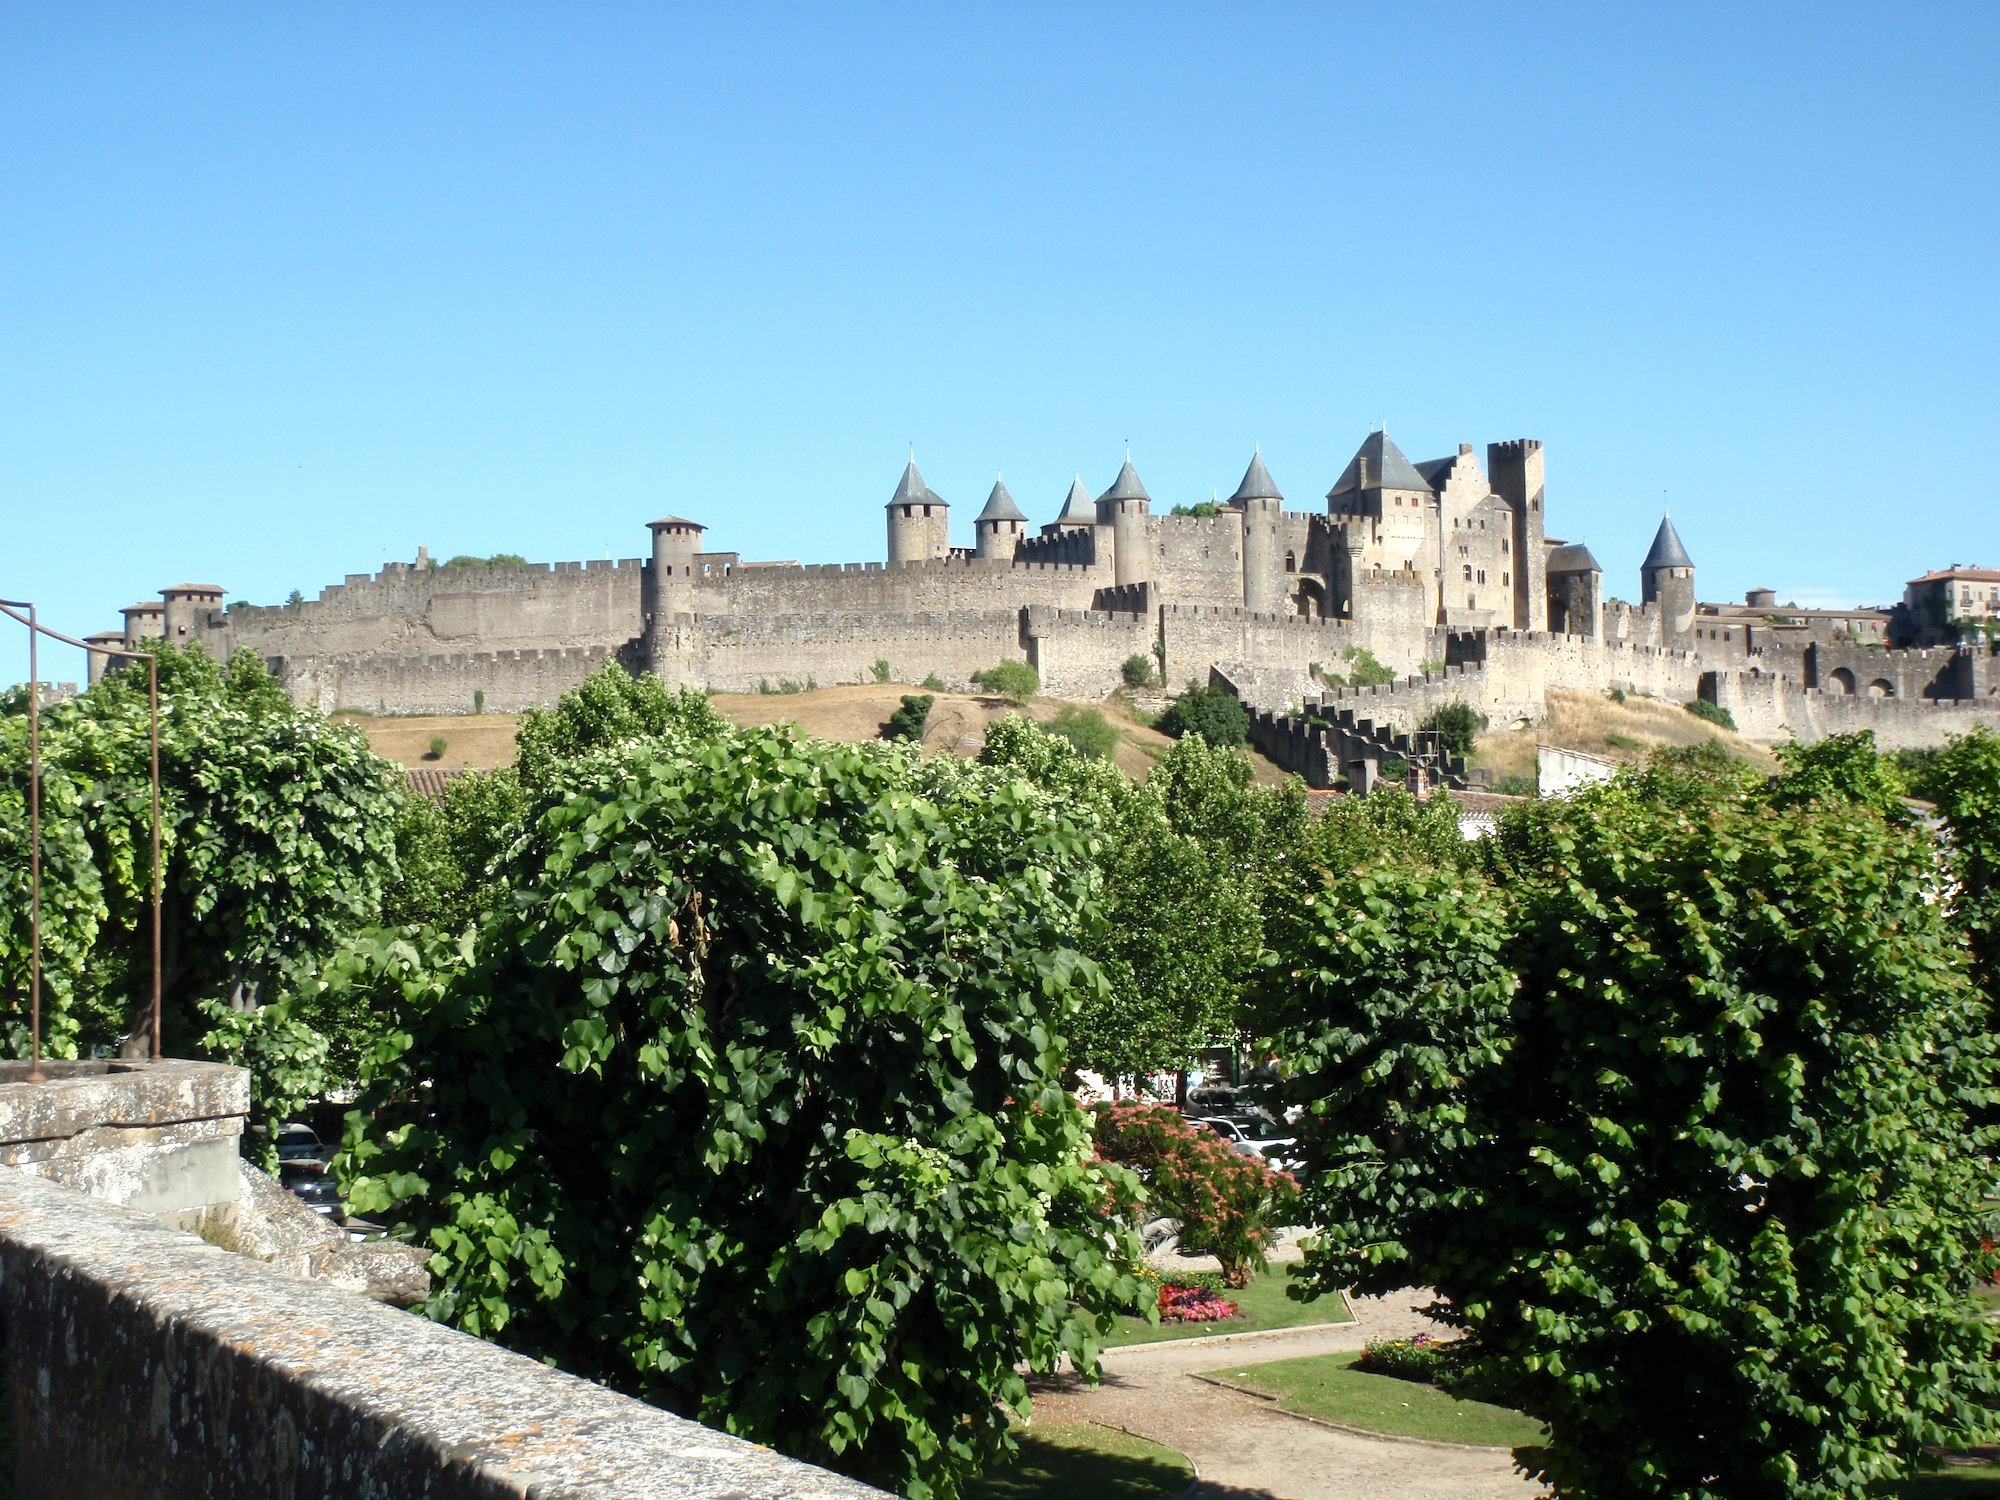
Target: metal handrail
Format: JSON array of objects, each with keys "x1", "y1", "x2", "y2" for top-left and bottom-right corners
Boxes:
[{"x1": 0, "y1": 601, "x2": 163, "y2": 1081}]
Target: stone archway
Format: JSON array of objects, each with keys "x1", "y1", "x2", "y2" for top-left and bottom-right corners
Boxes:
[
  {"x1": 1294, "y1": 578, "x2": 1326, "y2": 619},
  {"x1": 1829, "y1": 667, "x2": 1856, "y2": 695},
  {"x1": 1867, "y1": 679, "x2": 1894, "y2": 698}
]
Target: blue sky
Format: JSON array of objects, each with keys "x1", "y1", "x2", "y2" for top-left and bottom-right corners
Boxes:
[{"x1": 4, "y1": 3, "x2": 1995, "y2": 661}]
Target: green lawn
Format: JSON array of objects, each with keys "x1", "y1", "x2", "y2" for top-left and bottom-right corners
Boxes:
[
  {"x1": 1886, "y1": 1463, "x2": 2000, "y2": 1498},
  {"x1": 964, "y1": 1422, "x2": 1193, "y2": 1500},
  {"x1": 1101, "y1": 1264, "x2": 1352, "y2": 1347},
  {"x1": 1204, "y1": 1349, "x2": 1546, "y2": 1449}
]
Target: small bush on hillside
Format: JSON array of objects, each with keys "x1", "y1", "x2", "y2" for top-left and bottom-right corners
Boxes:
[
  {"x1": 921, "y1": 672, "x2": 946, "y2": 691},
  {"x1": 1155, "y1": 684, "x2": 1249, "y2": 748},
  {"x1": 1342, "y1": 646, "x2": 1395, "y2": 688},
  {"x1": 1417, "y1": 701, "x2": 1486, "y2": 759},
  {"x1": 1492, "y1": 774, "x2": 1537, "y2": 797},
  {"x1": 1122, "y1": 653, "x2": 1158, "y2": 688},
  {"x1": 473, "y1": 689, "x2": 485, "y2": 716},
  {"x1": 424, "y1": 736, "x2": 448, "y2": 761},
  {"x1": 883, "y1": 693, "x2": 933, "y2": 742},
  {"x1": 1608, "y1": 686, "x2": 1627, "y2": 703},
  {"x1": 871, "y1": 658, "x2": 891, "y2": 683},
  {"x1": 970, "y1": 660, "x2": 1038, "y2": 703},
  {"x1": 1603, "y1": 732, "x2": 1642, "y2": 751},
  {"x1": 1048, "y1": 705, "x2": 1118, "y2": 761},
  {"x1": 1684, "y1": 698, "x2": 1737, "y2": 731}
]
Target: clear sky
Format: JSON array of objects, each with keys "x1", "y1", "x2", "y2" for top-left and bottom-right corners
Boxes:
[{"x1": 4, "y1": 3, "x2": 1995, "y2": 660}]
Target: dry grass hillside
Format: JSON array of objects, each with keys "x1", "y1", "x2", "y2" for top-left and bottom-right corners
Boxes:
[
  {"x1": 1473, "y1": 688, "x2": 1778, "y2": 784},
  {"x1": 340, "y1": 685, "x2": 1293, "y2": 784},
  {"x1": 335, "y1": 712, "x2": 520, "y2": 770}
]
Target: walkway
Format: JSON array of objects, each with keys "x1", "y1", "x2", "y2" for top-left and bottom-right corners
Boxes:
[{"x1": 1032, "y1": 1290, "x2": 1536, "y2": 1500}]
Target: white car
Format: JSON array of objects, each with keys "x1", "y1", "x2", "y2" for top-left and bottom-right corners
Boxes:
[{"x1": 1192, "y1": 1116, "x2": 1301, "y2": 1172}]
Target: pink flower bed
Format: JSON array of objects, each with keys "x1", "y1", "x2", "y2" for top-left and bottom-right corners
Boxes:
[{"x1": 1157, "y1": 1282, "x2": 1239, "y2": 1323}]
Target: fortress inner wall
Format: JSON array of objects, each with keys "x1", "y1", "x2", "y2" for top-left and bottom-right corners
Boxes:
[
  {"x1": 1148, "y1": 513, "x2": 1246, "y2": 605},
  {"x1": 691, "y1": 557, "x2": 1102, "y2": 618}
]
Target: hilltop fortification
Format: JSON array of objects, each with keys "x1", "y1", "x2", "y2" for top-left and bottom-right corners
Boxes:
[{"x1": 97, "y1": 430, "x2": 2000, "y2": 773}]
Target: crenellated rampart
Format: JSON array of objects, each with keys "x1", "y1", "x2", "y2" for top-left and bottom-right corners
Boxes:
[{"x1": 278, "y1": 643, "x2": 624, "y2": 716}]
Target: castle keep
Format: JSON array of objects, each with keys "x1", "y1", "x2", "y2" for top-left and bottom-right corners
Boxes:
[{"x1": 95, "y1": 429, "x2": 2000, "y2": 763}]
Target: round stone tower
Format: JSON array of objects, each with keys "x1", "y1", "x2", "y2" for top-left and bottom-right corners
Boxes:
[
  {"x1": 973, "y1": 477, "x2": 1027, "y2": 561},
  {"x1": 1640, "y1": 513, "x2": 1697, "y2": 645},
  {"x1": 160, "y1": 583, "x2": 224, "y2": 643},
  {"x1": 646, "y1": 516, "x2": 704, "y2": 624},
  {"x1": 1231, "y1": 450, "x2": 1285, "y2": 614},
  {"x1": 1095, "y1": 457, "x2": 1153, "y2": 589},
  {"x1": 885, "y1": 458, "x2": 950, "y2": 565}
]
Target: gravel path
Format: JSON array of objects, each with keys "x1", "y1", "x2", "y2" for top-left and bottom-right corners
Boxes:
[{"x1": 1032, "y1": 1289, "x2": 1537, "y2": 1500}]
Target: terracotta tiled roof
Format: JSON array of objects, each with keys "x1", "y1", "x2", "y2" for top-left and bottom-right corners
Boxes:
[{"x1": 403, "y1": 767, "x2": 467, "y2": 802}]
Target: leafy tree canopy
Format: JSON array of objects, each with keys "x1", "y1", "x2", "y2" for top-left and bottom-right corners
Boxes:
[
  {"x1": 341, "y1": 717, "x2": 1146, "y2": 1500},
  {"x1": 1256, "y1": 771, "x2": 2000, "y2": 1499},
  {"x1": 0, "y1": 644, "x2": 403, "y2": 1063}
]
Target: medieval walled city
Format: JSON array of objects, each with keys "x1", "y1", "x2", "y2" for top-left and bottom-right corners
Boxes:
[{"x1": 92, "y1": 427, "x2": 2000, "y2": 787}]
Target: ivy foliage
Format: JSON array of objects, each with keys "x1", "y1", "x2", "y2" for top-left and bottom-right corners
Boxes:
[
  {"x1": 340, "y1": 717, "x2": 1146, "y2": 1500},
  {"x1": 1257, "y1": 760, "x2": 2000, "y2": 1498},
  {"x1": 0, "y1": 645, "x2": 403, "y2": 1064}
]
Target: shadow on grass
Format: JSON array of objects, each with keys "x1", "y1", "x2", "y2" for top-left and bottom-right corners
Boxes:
[{"x1": 965, "y1": 1423, "x2": 1193, "y2": 1500}]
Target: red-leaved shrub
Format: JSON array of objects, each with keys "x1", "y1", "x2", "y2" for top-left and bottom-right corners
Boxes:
[{"x1": 1093, "y1": 1102, "x2": 1296, "y2": 1287}]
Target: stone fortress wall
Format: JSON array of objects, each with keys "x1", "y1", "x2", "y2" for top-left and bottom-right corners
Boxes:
[{"x1": 105, "y1": 429, "x2": 1999, "y2": 759}]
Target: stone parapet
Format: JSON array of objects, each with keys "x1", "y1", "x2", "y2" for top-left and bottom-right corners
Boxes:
[
  {"x1": 0, "y1": 1171, "x2": 887, "y2": 1500},
  {"x1": 0, "y1": 1060, "x2": 248, "y2": 1231}
]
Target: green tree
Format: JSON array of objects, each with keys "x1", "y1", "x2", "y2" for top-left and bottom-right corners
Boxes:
[
  {"x1": 1154, "y1": 683, "x2": 1249, "y2": 748},
  {"x1": 1417, "y1": 701, "x2": 1486, "y2": 759},
  {"x1": 881, "y1": 693, "x2": 933, "y2": 742},
  {"x1": 515, "y1": 663, "x2": 725, "y2": 792},
  {"x1": 1340, "y1": 646, "x2": 1395, "y2": 688},
  {"x1": 969, "y1": 659, "x2": 1038, "y2": 704},
  {"x1": 1121, "y1": 653, "x2": 1157, "y2": 688},
  {"x1": 1909, "y1": 726, "x2": 2000, "y2": 993},
  {"x1": 1683, "y1": 697, "x2": 1737, "y2": 731},
  {"x1": 340, "y1": 721, "x2": 1146, "y2": 1500},
  {"x1": 1258, "y1": 779, "x2": 2000, "y2": 1499},
  {"x1": 978, "y1": 719, "x2": 1298, "y2": 1083},
  {"x1": 1047, "y1": 705, "x2": 1118, "y2": 761},
  {"x1": 0, "y1": 644, "x2": 404, "y2": 1060}
]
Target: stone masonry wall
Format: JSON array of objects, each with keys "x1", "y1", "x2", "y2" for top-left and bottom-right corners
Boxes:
[
  {"x1": 222, "y1": 560, "x2": 647, "y2": 660},
  {"x1": 0, "y1": 1171, "x2": 887, "y2": 1500},
  {"x1": 1710, "y1": 668, "x2": 2000, "y2": 748},
  {"x1": 1023, "y1": 608, "x2": 1155, "y2": 698},
  {"x1": 691, "y1": 557, "x2": 1102, "y2": 617},
  {"x1": 693, "y1": 610, "x2": 1028, "y2": 692},
  {"x1": 1148, "y1": 512, "x2": 1246, "y2": 604},
  {"x1": 280, "y1": 644, "x2": 622, "y2": 715}
]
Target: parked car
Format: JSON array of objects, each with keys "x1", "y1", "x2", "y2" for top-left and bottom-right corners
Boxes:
[
  {"x1": 275, "y1": 1123, "x2": 325, "y2": 1168},
  {"x1": 284, "y1": 1173, "x2": 345, "y2": 1222},
  {"x1": 1192, "y1": 1115, "x2": 1301, "y2": 1173}
]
